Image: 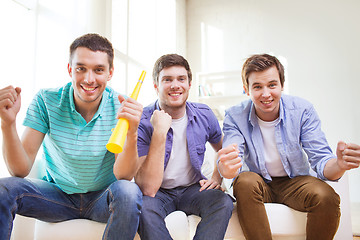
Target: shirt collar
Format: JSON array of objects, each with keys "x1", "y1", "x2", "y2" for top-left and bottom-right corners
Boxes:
[
  {"x1": 69, "y1": 84, "x2": 76, "y2": 112},
  {"x1": 69, "y1": 84, "x2": 109, "y2": 119},
  {"x1": 248, "y1": 102, "x2": 257, "y2": 126}
]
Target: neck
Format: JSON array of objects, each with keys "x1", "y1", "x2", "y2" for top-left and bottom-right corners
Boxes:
[
  {"x1": 159, "y1": 103, "x2": 186, "y2": 120},
  {"x1": 75, "y1": 99, "x2": 101, "y2": 123}
]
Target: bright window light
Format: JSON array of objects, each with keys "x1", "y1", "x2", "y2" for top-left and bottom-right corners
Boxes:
[
  {"x1": 111, "y1": 0, "x2": 177, "y2": 106},
  {"x1": 0, "y1": 0, "x2": 36, "y2": 177}
]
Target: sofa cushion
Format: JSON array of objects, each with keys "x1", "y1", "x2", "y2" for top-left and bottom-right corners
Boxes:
[
  {"x1": 34, "y1": 203, "x2": 307, "y2": 240},
  {"x1": 34, "y1": 211, "x2": 188, "y2": 240},
  {"x1": 188, "y1": 203, "x2": 306, "y2": 240}
]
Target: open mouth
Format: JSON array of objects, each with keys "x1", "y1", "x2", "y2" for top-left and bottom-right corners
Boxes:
[
  {"x1": 261, "y1": 100, "x2": 273, "y2": 105},
  {"x1": 82, "y1": 85, "x2": 97, "y2": 92},
  {"x1": 169, "y1": 92, "x2": 182, "y2": 97}
]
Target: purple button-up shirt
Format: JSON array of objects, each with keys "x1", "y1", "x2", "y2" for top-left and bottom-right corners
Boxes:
[{"x1": 137, "y1": 101, "x2": 222, "y2": 180}]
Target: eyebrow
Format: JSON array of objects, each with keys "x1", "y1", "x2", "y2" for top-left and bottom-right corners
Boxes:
[
  {"x1": 252, "y1": 80, "x2": 278, "y2": 85},
  {"x1": 75, "y1": 63, "x2": 106, "y2": 68},
  {"x1": 161, "y1": 75, "x2": 187, "y2": 79}
]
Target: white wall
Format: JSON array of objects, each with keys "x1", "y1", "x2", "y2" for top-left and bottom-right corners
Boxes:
[{"x1": 186, "y1": 0, "x2": 360, "y2": 202}]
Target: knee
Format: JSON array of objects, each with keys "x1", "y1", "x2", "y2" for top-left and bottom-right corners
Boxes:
[
  {"x1": 0, "y1": 177, "x2": 27, "y2": 214},
  {"x1": 203, "y1": 190, "x2": 234, "y2": 214},
  {"x1": 0, "y1": 178, "x2": 11, "y2": 208},
  {"x1": 217, "y1": 191, "x2": 234, "y2": 211},
  {"x1": 0, "y1": 177, "x2": 23, "y2": 198},
  {"x1": 233, "y1": 172, "x2": 263, "y2": 195},
  {"x1": 109, "y1": 180, "x2": 142, "y2": 206},
  {"x1": 309, "y1": 183, "x2": 340, "y2": 210},
  {"x1": 0, "y1": 177, "x2": 9, "y2": 195}
]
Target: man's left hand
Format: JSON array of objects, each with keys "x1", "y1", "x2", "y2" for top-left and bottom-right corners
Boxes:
[
  {"x1": 336, "y1": 141, "x2": 360, "y2": 170},
  {"x1": 199, "y1": 178, "x2": 223, "y2": 192}
]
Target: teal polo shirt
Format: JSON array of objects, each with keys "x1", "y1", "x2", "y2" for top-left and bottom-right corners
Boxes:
[{"x1": 23, "y1": 82, "x2": 121, "y2": 194}]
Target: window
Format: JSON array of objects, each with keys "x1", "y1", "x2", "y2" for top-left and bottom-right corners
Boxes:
[
  {"x1": 0, "y1": 0, "x2": 185, "y2": 177},
  {"x1": 0, "y1": 0, "x2": 36, "y2": 177},
  {"x1": 111, "y1": 0, "x2": 183, "y2": 106}
]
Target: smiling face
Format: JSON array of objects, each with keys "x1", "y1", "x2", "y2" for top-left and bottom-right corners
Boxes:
[
  {"x1": 245, "y1": 66, "x2": 283, "y2": 121},
  {"x1": 68, "y1": 47, "x2": 113, "y2": 112},
  {"x1": 155, "y1": 65, "x2": 191, "y2": 118}
]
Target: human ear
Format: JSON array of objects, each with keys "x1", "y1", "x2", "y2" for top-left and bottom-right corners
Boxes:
[
  {"x1": 243, "y1": 85, "x2": 249, "y2": 96},
  {"x1": 67, "y1": 63, "x2": 72, "y2": 77}
]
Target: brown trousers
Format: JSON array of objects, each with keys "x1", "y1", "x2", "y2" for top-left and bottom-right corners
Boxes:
[{"x1": 233, "y1": 172, "x2": 341, "y2": 240}]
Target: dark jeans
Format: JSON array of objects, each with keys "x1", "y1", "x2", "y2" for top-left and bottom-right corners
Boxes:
[
  {"x1": 233, "y1": 172, "x2": 341, "y2": 240},
  {"x1": 138, "y1": 183, "x2": 234, "y2": 240},
  {"x1": 0, "y1": 177, "x2": 142, "y2": 240}
]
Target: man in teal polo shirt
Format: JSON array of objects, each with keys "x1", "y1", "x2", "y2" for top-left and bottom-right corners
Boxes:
[{"x1": 0, "y1": 33, "x2": 143, "y2": 240}]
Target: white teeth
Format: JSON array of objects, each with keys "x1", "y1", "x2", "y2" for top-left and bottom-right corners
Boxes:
[
  {"x1": 83, "y1": 86, "x2": 96, "y2": 91},
  {"x1": 170, "y1": 93, "x2": 180, "y2": 96},
  {"x1": 263, "y1": 101, "x2": 271, "y2": 104}
]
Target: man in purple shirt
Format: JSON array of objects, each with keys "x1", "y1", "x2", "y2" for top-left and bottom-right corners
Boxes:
[
  {"x1": 135, "y1": 54, "x2": 233, "y2": 240},
  {"x1": 218, "y1": 53, "x2": 360, "y2": 240}
]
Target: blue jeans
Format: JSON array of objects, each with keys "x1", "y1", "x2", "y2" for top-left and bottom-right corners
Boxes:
[
  {"x1": 0, "y1": 177, "x2": 142, "y2": 240},
  {"x1": 138, "y1": 183, "x2": 234, "y2": 240}
]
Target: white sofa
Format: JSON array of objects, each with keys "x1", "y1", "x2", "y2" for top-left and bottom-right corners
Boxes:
[
  {"x1": 10, "y1": 144, "x2": 353, "y2": 240},
  {"x1": 11, "y1": 172, "x2": 353, "y2": 240},
  {"x1": 31, "y1": 203, "x2": 304, "y2": 240}
]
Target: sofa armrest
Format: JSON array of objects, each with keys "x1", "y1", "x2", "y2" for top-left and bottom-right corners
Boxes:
[{"x1": 327, "y1": 172, "x2": 353, "y2": 240}]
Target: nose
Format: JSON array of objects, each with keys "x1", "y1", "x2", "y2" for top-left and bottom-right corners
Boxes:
[
  {"x1": 262, "y1": 87, "x2": 271, "y2": 97},
  {"x1": 84, "y1": 71, "x2": 95, "y2": 84},
  {"x1": 170, "y1": 80, "x2": 179, "y2": 89}
]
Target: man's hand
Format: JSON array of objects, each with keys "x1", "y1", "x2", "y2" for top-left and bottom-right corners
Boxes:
[
  {"x1": 218, "y1": 143, "x2": 242, "y2": 179},
  {"x1": 199, "y1": 178, "x2": 222, "y2": 192},
  {"x1": 117, "y1": 95, "x2": 143, "y2": 135},
  {"x1": 336, "y1": 141, "x2": 360, "y2": 170},
  {"x1": 150, "y1": 109, "x2": 172, "y2": 135},
  {"x1": 0, "y1": 86, "x2": 21, "y2": 125}
]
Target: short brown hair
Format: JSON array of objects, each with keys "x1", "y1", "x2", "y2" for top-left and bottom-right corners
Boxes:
[
  {"x1": 242, "y1": 54, "x2": 285, "y2": 91},
  {"x1": 152, "y1": 54, "x2": 192, "y2": 85},
  {"x1": 69, "y1": 33, "x2": 114, "y2": 70}
]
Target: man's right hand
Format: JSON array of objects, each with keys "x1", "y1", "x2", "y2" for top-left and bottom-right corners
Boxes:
[
  {"x1": 0, "y1": 86, "x2": 43, "y2": 178},
  {"x1": 218, "y1": 143, "x2": 243, "y2": 179},
  {"x1": 150, "y1": 109, "x2": 172, "y2": 135},
  {"x1": 0, "y1": 86, "x2": 21, "y2": 125}
]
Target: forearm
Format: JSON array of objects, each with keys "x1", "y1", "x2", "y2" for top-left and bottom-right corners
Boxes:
[
  {"x1": 1, "y1": 122, "x2": 32, "y2": 177},
  {"x1": 211, "y1": 163, "x2": 223, "y2": 184},
  {"x1": 323, "y1": 157, "x2": 346, "y2": 181},
  {"x1": 135, "y1": 130, "x2": 167, "y2": 197},
  {"x1": 113, "y1": 131, "x2": 141, "y2": 180}
]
